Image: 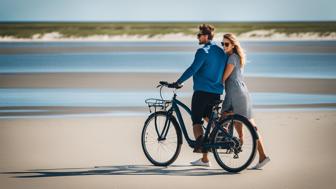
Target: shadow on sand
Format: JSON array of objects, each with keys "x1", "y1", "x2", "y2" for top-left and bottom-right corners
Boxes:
[{"x1": 1, "y1": 164, "x2": 238, "y2": 178}]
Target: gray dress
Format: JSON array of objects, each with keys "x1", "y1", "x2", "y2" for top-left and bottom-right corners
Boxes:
[{"x1": 221, "y1": 53, "x2": 253, "y2": 119}]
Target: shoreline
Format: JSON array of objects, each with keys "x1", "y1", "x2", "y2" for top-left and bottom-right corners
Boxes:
[
  {"x1": 1, "y1": 73, "x2": 335, "y2": 94},
  {"x1": 0, "y1": 105, "x2": 335, "y2": 119}
]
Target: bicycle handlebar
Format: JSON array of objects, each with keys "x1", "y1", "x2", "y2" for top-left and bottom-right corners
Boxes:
[{"x1": 157, "y1": 81, "x2": 183, "y2": 89}]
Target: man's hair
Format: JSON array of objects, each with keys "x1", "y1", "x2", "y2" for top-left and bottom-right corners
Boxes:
[{"x1": 199, "y1": 24, "x2": 215, "y2": 40}]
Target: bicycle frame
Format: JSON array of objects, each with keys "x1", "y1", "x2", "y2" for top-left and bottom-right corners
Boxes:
[
  {"x1": 143, "y1": 84, "x2": 259, "y2": 172},
  {"x1": 161, "y1": 92, "x2": 228, "y2": 149}
]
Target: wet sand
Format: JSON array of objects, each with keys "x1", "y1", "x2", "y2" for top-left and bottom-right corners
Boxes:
[{"x1": 1, "y1": 73, "x2": 336, "y2": 94}]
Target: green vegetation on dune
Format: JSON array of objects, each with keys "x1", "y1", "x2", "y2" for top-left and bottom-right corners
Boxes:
[{"x1": 0, "y1": 22, "x2": 335, "y2": 38}]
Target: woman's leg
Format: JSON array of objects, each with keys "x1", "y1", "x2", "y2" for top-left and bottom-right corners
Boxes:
[
  {"x1": 201, "y1": 118, "x2": 268, "y2": 163},
  {"x1": 200, "y1": 111, "x2": 236, "y2": 163},
  {"x1": 250, "y1": 118, "x2": 267, "y2": 162},
  {"x1": 222, "y1": 111, "x2": 242, "y2": 142},
  {"x1": 234, "y1": 122, "x2": 244, "y2": 145}
]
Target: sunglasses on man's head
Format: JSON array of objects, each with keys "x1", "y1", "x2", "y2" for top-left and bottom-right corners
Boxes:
[{"x1": 221, "y1": 42, "x2": 230, "y2": 47}]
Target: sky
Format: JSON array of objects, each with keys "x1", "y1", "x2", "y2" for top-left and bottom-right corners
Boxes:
[{"x1": 0, "y1": 0, "x2": 335, "y2": 22}]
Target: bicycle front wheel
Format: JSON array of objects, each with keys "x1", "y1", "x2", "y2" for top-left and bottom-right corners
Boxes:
[
  {"x1": 141, "y1": 111, "x2": 182, "y2": 166},
  {"x1": 212, "y1": 114, "x2": 257, "y2": 173}
]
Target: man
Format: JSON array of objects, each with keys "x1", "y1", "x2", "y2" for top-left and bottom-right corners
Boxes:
[{"x1": 176, "y1": 24, "x2": 228, "y2": 167}]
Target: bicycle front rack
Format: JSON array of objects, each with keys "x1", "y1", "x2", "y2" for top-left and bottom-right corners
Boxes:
[{"x1": 145, "y1": 98, "x2": 171, "y2": 113}]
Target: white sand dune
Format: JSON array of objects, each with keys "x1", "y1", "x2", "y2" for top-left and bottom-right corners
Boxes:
[{"x1": 1, "y1": 30, "x2": 336, "y2": 42}]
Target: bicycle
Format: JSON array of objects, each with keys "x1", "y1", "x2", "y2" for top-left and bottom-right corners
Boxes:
[{"x1": 141, "y1": 81, "x2": 258, "y2": 173}]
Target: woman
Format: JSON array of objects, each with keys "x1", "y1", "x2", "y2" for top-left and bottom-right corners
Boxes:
[{"x1": 221, "y1": 33, "x2": 270, "y2": 169}]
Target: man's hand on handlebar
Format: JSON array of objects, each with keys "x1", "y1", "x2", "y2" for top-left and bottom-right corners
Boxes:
[{"x1": 158, "y1": 81, "x2": 183, "y2": 89}]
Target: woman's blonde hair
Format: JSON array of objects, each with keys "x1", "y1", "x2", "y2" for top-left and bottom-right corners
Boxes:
[{"x1": 223, "y1": 33, "x2": 246, "y2": 67}]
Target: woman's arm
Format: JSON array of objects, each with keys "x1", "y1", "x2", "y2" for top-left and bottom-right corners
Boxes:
[{"x1": 222, "y1": 63, "x2": 234, "y2": 82}]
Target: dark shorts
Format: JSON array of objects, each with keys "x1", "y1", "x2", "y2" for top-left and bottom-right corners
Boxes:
[{"x1": 191, "y1": 91, "x2": 220, "y2": 125}]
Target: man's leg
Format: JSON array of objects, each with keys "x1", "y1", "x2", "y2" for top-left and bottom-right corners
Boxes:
[
  {"x1": 190, "y1": 92, "x2": 218, "y2": 165},
  {"x1": 192, "y1": 118, "x2": 209, "y2": 163},
  {"x1": 193, "y1": 124, "x2": 203, "y2": 140},
  {"x1": 200, "y1": 117, "x2": 210, "y2": 163},
  {"x1": 191, "y1": 91, "x2": 205, "y2": 153},
  {"x1": 192, "y1": 123, "x2": 204, "y2": 153}
]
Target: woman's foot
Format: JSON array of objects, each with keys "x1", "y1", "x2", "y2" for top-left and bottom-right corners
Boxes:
[
  {"x1": 252, "y1": 156, "x2": 270, "y2": 169},
  {"x1": 190, "y1": 158, "x2": 211, "y2": 167}
]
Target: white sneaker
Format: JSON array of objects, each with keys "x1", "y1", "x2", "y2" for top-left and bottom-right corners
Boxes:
[
  {"x1": 190, "y1": 158, "x2": 211, "y2": 167},
  {"x1": 252, "y1": 157, "x2": 271, "y2": 169}
]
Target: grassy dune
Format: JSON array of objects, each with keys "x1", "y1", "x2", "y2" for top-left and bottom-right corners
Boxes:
[{"x1": 0, "y1": 21, "x2": 336, "y2": 38}]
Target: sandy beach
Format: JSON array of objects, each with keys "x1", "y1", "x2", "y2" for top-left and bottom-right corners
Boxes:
[{"x1": 0, "y1": 110, "x2": 335, "y2": 189}]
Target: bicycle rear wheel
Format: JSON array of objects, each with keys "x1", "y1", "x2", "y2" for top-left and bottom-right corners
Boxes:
[
  {"x1": 141, "y1": 111, "x2": 182, "y2": 166},
  {"x1": 212, "y1": 114, "x2": 257, "y2": 173}
]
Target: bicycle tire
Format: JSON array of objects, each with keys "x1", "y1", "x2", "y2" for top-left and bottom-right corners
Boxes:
[
  {"x1": 212, "y1": 114, "x2": 258, "y2": 173},
  {"x1": 141, "y1": 111, "x2": 182, "y2": 166}
]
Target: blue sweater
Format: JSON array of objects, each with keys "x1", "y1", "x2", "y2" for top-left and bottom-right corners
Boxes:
[{"x1": 177, "y1": 41, "x2": 228, "y2": 94}]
